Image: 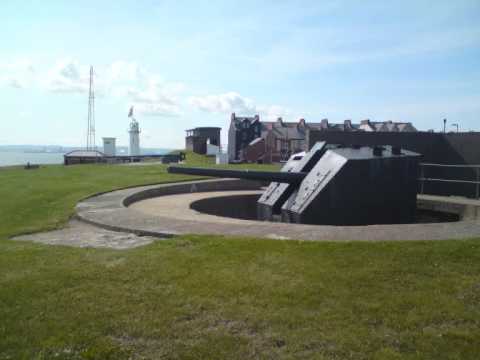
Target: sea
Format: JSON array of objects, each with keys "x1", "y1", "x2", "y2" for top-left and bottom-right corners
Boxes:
[
  {"x1": 0, "y1": 151, "x2": 65, "y2": 167},
  {"x1": 0, "y1": 148, "x2": 171, "y2": 167}
]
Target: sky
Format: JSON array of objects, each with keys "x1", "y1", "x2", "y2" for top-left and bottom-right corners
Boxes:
[{"x1": 1, "y1": 0, "x2": 479, "y2": 149}]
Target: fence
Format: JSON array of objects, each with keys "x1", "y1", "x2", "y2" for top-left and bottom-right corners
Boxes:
[{"x1": 419, "y1": 163, "x2": 480, "y2": 199}]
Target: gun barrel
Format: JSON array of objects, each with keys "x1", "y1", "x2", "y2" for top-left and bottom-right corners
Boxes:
[{"x1": 167, "y1": 166, "x2": 306, "y2": 184}]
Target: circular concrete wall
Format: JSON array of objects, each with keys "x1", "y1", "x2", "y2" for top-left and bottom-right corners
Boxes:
[
  {"x1": 189, "y1": 193, "x2": 459, "y2": 224},
  {"x1": 75, "y1": 179, "x2": 480, "y2": 241}
]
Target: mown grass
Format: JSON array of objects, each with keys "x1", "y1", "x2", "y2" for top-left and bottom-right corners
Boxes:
[
  {"x1": 0, "y1": 163, "x2": 191, "y2": 239},
  {"x1": 0, "y1": 156, "x2": 479, "y2": 359}
]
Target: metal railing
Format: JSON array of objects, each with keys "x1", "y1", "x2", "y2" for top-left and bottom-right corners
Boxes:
[{"x1": 419, "y1": 163, "x2": 480, "y2": 199}]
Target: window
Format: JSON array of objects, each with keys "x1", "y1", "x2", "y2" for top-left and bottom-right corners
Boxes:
[{"x1": 276, "y1": 140, "x2": 282, "y2": 151}]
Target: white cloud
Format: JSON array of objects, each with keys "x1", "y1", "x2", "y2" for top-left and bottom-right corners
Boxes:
[
  {"x1": 131, "y1": 102, "x2": 180, "y2": 117},
  {"x1": 0, "y1": 58, "x2": 35, "y2": 89},
  {"x1": 188, "y1": 91, "x2": 293, "y2": 121},
  {"x1": 77, "y1": 60, "x2": 185, "y2": 117},
  {"x1": 3, "y1": 57, "x2": 290, "y2": 121},
  {"x1": 44, "y1": 59, "x2": 90, "y2": 93},
  {"x1": 8, "y1": 78, "x2": 25, "y2": 89},
  {"x1": 257, "y1": 104, "x2": 292, "y2": 121},
  {"x1": 125, "y1": 77, "x2": 184, "y2": 117},
  {"x1": 0, "y1": 59, "x2": 35, "y2": 73},
  {"x1": 108, "y1": 61, "x2": 146, "y2": 83},
  {"x1": 40, "y1": 59, "x2": 184, "y2": 117},
  {"x1": 188, "y1": 92, "x2": 256, "y2": 113}
]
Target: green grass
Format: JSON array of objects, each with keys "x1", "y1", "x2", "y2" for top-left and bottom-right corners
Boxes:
[
  {"x1": 0, "y1": 157, "x2": 479, "y2": 359},
  {"x1": 179, "y1": 149, "x2": 216, "y2": 166},
  {"x1": 0, "y1": 163, "x2": 194, "y2": 239},
  {"x1": 173, "y1": 149, "x2": 281, "y2": 169}
]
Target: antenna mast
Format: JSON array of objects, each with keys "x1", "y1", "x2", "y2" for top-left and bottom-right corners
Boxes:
[{"x1": 86, "y1": 66, "x2": 96, "y2": 150}]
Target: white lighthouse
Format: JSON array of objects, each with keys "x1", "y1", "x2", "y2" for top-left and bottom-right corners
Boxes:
[{"x1": 128, "y1": 107, "x2": 140, "y2": 156}]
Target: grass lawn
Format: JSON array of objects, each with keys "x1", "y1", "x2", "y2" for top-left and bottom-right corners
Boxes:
[{"x1": 0, "y1": 155, "x2": 479, "y2": 359}]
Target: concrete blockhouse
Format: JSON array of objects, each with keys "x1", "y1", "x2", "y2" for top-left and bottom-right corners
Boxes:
[
  {"x1": 185, "y1": 127, "x2": 221, "y2": 154},
  {"x1": 102, "y1": 137, "x2": 116, "y2": 156}
]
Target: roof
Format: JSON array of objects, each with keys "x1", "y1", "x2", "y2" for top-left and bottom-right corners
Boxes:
[
  {"x1": 64, "y1": 150, "x2": 105, "y2": 157},
  {"x1": 233, "y1": 116, "x2": 257, "y2": 122},
  {"x1": 325, "y1": 123, "x2": 360, "y2": 132},
  {"x1": 397, "y1": 123, "x2": 417, "y2": 131},
  {"x1": 359, "y1": 120, "x2": 417, "y2": 132},
  {"x1": 261, "y1": 123, "x2": 298, "y2": 139},
  {"x1": 232, "y1": 117, "x2": 260, "y2": 130},
  {"x1": 185, "y1": 127, "x2": 221, "y2": 131},
  {"x1": 232, "y1": 116, "x2": 416, "y2": 135}
]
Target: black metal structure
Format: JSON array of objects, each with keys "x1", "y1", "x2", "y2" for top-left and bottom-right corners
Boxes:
[
  {"x1": 168, "y1": 166, "x2": 307, "y2": 185},
  {"x1": 167, "y1": 144, "x2": 421, "y2": 226},
  {"x1": 257, "y1": 141, "x2": 327, "y2": 221}
]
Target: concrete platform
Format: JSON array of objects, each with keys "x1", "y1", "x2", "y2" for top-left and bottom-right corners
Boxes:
[
  {"x1": 14, "y1": 219, "x2": 160, "y2": 249},
  {"x1": 74, "y1": 179, "x2": 480, "y2": 242},
  {"x1": 130, "y1": 190, "x2": 264, "y2": 224}
]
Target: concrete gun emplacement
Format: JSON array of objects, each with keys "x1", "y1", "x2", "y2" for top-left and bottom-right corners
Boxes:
[{"x1": 168, "y1": 142, "x2": 421, "y2": 226}]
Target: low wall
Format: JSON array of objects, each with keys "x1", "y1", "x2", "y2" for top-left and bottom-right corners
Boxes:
[
  {"x1": 191, "y1": 193, "x2": 261, "y2": 220},
  {"x1": 123, "y1": 179, "x2": 263, "y2": 207},
  {"x1": 308, "y1": 131, "x2": 480, "y2": 164}
]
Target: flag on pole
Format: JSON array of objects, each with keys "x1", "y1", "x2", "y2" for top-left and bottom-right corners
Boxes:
[{"x1": 128, "y1": 106, "x2": 134, "y2": 117}]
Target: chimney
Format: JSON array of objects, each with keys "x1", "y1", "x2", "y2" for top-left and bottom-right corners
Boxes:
[
  {"x1": 321, "y1": 118, "x2": 329, "y2": 129},
  {"x1": 344, "y1": 119, "x2": 352, "y2": 129},
  {"x1": 298, "y1": 118, "x2": 306, "y2": 129}
]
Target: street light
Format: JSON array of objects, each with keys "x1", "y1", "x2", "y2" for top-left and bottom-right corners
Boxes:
[
  {"x1": 451, "y1": 123, "x2": 459, "y2": 133},
  {"x1": 443, "y1": 118, "x2": 447, "y2": 133}
]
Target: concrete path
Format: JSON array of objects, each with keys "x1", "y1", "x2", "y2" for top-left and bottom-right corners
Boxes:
[{"x1": 13, "y1": 219, "x2": 160, "y2": 249}]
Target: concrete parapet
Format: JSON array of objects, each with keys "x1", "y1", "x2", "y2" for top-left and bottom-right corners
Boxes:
[{"x1": 75, "y1": 179, "x2": 480, "y2": 241}]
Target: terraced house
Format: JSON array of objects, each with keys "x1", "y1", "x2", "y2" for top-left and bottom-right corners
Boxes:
[{"x1": 228, "y1": 113, "x2": 417, "y2": 163}]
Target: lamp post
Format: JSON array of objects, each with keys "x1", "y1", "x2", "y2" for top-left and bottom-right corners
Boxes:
[{"x1": 443, "y1": 118, "x2": 447, "y2": 133}]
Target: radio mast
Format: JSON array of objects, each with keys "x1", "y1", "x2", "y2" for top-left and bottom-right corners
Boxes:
[{"x1": 86, "y1": 66, "x2": 96, "y2": 150}]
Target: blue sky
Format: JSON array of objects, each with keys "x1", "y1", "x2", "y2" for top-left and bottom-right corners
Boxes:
[{"x1": 1, "y1": 0, "x2": 479, "y2": 148}]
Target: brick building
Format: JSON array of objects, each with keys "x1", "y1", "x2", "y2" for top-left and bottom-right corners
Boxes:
[
  {"x1": 228, "y1": 113, "x2": 418, "y2": 163},
  {"x1": 227, "y1": 113, "x2": 261, "y2": 162},
  {"x1": 260, "y1": 118, "x2": 314, "y2": 162}
]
